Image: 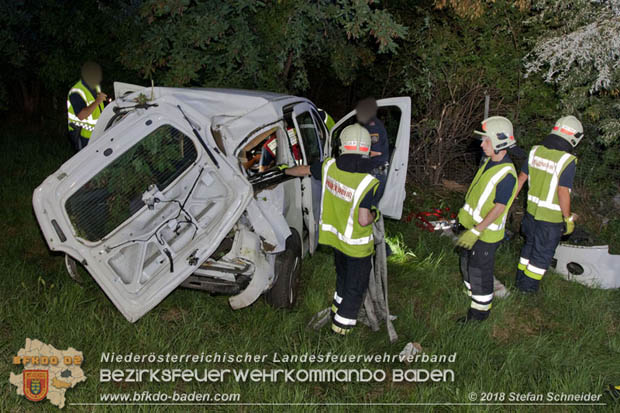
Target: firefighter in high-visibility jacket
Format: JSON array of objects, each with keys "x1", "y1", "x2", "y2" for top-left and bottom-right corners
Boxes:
[
  {"x1": 284, "y1": 123, "x2": 380, "y2": 335},
  {"x1": 514, "y1": 116, "x2": 583, "y2": 292},
  {"x1": 456, "y1": 116, "x2": 518, "y2": 322},
  {"x1": 67, "y1": 61, "x2": 107, "y2": 151}
]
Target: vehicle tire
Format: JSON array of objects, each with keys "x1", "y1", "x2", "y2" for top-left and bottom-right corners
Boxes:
[{"x1": 266, "y1": 228, "x2": 302, "y2": 309}]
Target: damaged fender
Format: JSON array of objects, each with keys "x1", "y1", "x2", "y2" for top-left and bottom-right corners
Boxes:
[
  {"x1": 228, "y1": 224, "x2": 275, "y2": 309},
  {"x1": 245, "y1": 185, "x2": 291, "y2": 254}
]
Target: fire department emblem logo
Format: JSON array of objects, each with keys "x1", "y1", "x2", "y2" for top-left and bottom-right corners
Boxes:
[{"x1": 23, "y1": 370, "x2": 49, "y2": 402}]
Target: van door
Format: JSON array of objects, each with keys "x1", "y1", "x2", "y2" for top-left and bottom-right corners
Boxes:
[
  {"x1": 291, "y1": 102, "x2": 325, "y2": 254},
  {"x1": 32, "y1": 109, "x2": 253, "y2": 322},
  {"x1": 326, "y1": 97, "x2": 411, "y2": 219},
  {"x1": 113, "y1": 82, "x2": 146, "y2": 100}
]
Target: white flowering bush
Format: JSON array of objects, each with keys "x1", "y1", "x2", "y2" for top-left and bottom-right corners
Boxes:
[
  {"x1": 524, "y1": 0, "x2": 620, "y2": 93},
  {"x1": 523, "y1": 0, "x2": 620, "y2": 145}
]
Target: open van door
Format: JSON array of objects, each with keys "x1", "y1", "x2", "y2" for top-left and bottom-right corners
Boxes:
[
  {"x1": 33, "y1": 106, "x2": 253, "y2": 322},
  {"x1": 290, "y1": 102, "x2": 325, "y2": 254},
  {"x1": 326, "y1": 97, "x2": 411, "y2": 220},
  {"x1": 114, "y1": 82, "x2": 147, "y2": 100}
]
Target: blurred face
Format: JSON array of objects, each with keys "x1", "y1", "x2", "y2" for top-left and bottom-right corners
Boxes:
[
  {"x1": 481, "y1": 137, "x2": 494, "y2": 157},
  {"x1": 82, "y1": 63, "x2": 102, "y2": 88},
  {"x1": 355, "y1": 98, "x2": 377, "y2": 124}
]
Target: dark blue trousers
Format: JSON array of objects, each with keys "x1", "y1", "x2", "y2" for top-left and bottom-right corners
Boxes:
[
  {"x1": 516, "y1": 212, "x2": 564, "y2": 292},
  {"x1": 331, "y1": 249, "x2": 372, "y2": 334},
  {"x1": 460, "y1": 240, "x2": 499, "y2": 320}
]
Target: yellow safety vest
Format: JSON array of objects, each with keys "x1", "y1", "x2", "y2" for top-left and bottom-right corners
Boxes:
[
  {"x1": 458, "y1": 159, "x2": 517, "y2": 243},
  {"x1": 67, "y1": 80, "x2": 103, "y2": 139},
  {"x1": 318, "y1": 158, "x2": 379, "y2": 257},
  {"x1": 526, "y1": 145, "x2": 576, "y2": 223}
]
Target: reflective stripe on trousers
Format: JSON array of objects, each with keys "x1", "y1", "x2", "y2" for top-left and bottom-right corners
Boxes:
[
  {"x1": 517, "y1": 212, "x2": 564, "y2": 282},
  {"x1": 331, "y1": 249, "x2": 372, "y2": 335},
  {"x1": 460, "y1": 239, "x2": 498, "y2": 314}
]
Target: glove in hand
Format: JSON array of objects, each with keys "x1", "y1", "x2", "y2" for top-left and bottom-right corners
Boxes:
[
  {"x1": 563, "y1": 214, "x2": 575, "y2": 235},
  {"x1": 456, "y1": 228, "x2": 480, "y2": 250}
]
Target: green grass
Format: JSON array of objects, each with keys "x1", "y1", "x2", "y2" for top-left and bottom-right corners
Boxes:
[{"x1": 1, "y1": 125, "x2": 619, "y2": 412}]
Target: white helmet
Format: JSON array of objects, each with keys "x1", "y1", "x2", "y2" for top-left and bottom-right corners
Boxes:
[
  {"x1": 339, "y1": 123, "x2": 372, "y2": 156},
  {"x1": 474, "y1": 116, "x2": 516, "y2": 153},
  {"x1": 551, "y1": 116, "x2": 583, "y2": 147}
]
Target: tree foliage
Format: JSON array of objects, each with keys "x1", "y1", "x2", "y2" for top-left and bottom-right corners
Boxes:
[
  {"x1": 524, "y1": 0, "x2": 620, "y2": 93},
  {"x1": 119, "y1": 0, "x2": 407, "y2": 93},
  {"x1": 1, "y1": 0, "x2": 618, "y2": 171},
  {"x1": 522, "y1": 0, "x2": 620, "y2": 146},
  {"x1": 434, "y1": 0, "x2": 530, "y2": 18},
  {"x1": 0, "y1": 0, "x2": 139, "y2": 118}
]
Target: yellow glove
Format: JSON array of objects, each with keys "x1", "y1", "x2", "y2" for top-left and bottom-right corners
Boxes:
[
  {"x1": 372, "y1": 207, "x2": 381, "y2": 223},
  {"x1": 277, "y1": 164, "x2": 290, "y2": 172},
  {"x1": 563, "y1": 214, "x2": 576, "y2": 235},
  {"x1": 456, "y1": 228, "x2": 480, "y2": 250}
]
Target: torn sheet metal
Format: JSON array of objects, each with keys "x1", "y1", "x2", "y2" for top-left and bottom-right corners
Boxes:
[
  {"x1": 244, "y1": 185, "x2": 291, "y2": 254},
  {"x1": 553, "y1": 244, "x2": 620, "y2": 289},
  {"x1": 228, "y1": 224, "x2": 275, "y2": 308},
  {"x1": 64, "y1": 254, "x2": 83, "y2": 283}
]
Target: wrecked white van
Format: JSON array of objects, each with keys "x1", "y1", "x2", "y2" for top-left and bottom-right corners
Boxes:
[{"x1": 33, "y1": 83, "x2": 411, "y2": 322}]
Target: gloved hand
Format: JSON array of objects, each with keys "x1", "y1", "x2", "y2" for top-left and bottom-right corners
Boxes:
[
  {"x1": 456, "y1": 228, "x2": 480, "y2": 250},
  {"x1": 277, "y1": 164, "x2": 290, "y2": 172},
  {"x1": 563, "y1": 214, "x2": 576, "y2": 235}
]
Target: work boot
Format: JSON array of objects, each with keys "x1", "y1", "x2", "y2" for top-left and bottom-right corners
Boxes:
[
  {"x1": 457, "y1": 308, "x2": 489, "y2": 323},
  {"x1": 515, "y1": 271, "x2": 539, "y2": 293}
]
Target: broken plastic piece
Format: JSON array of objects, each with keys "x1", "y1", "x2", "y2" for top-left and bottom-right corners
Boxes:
[
  {"x1": 553, "y1": 244, "x2": 620, "y2": 289},
  {"x1": 399, "y1": 342, "x2": 423, "y2": 363},
  {"x1": 493, "y1": 277, "x2": 510, "y2": 298}
]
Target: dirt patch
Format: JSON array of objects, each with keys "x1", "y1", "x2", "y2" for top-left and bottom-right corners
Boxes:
[
  {"x1": 441, "y1": 179, "x2": 467, "y2": 193},
  {"x1": 492, "y1": 306, "x2": 559, "y2": 344},
  {"x1": 606, "y1": 315, "x2": 617, "y2": 336},
  {"x1": 160, "y1": 307, "x2": 187, "y2": 323}
]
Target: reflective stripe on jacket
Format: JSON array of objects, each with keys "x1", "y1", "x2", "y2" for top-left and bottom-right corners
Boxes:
[
  {"x1": 318, "y1": 158, "x2": 379, "y2": 257},
  {"x1": 67, "y1": 80, "x2": 103, "y2": 139},
  {"x1": 526, "y1": 145, "x2": 576, "y2": 223},
  {"x1": 457, "y1": 158, "x2": 517, "y2": 243}
]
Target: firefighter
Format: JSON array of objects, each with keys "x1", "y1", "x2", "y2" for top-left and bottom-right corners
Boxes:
[
  {"x1": 514, "y1": 116, "x2": 583, "y2": 292},
  {"x1": 284, "y1": 123, "x2": 380, "y2": 335},
  {"x1": 356, "y1": 97, "x2": 389, "y2": 201},
  {"x1": 456, "y1": 116, "x2": 518, "y2": 322},
  {"x1": 67, "y1": 61, "x2": 107, "y2": 151}
]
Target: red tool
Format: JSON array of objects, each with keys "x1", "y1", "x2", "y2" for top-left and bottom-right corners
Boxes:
[{"x1": 405, "y1": 207, "x2": 456, "y2": 232}]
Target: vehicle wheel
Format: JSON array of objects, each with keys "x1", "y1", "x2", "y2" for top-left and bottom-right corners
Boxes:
[{"x1": 266, "y1": 228, "x2": 302, "y2": 309}]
